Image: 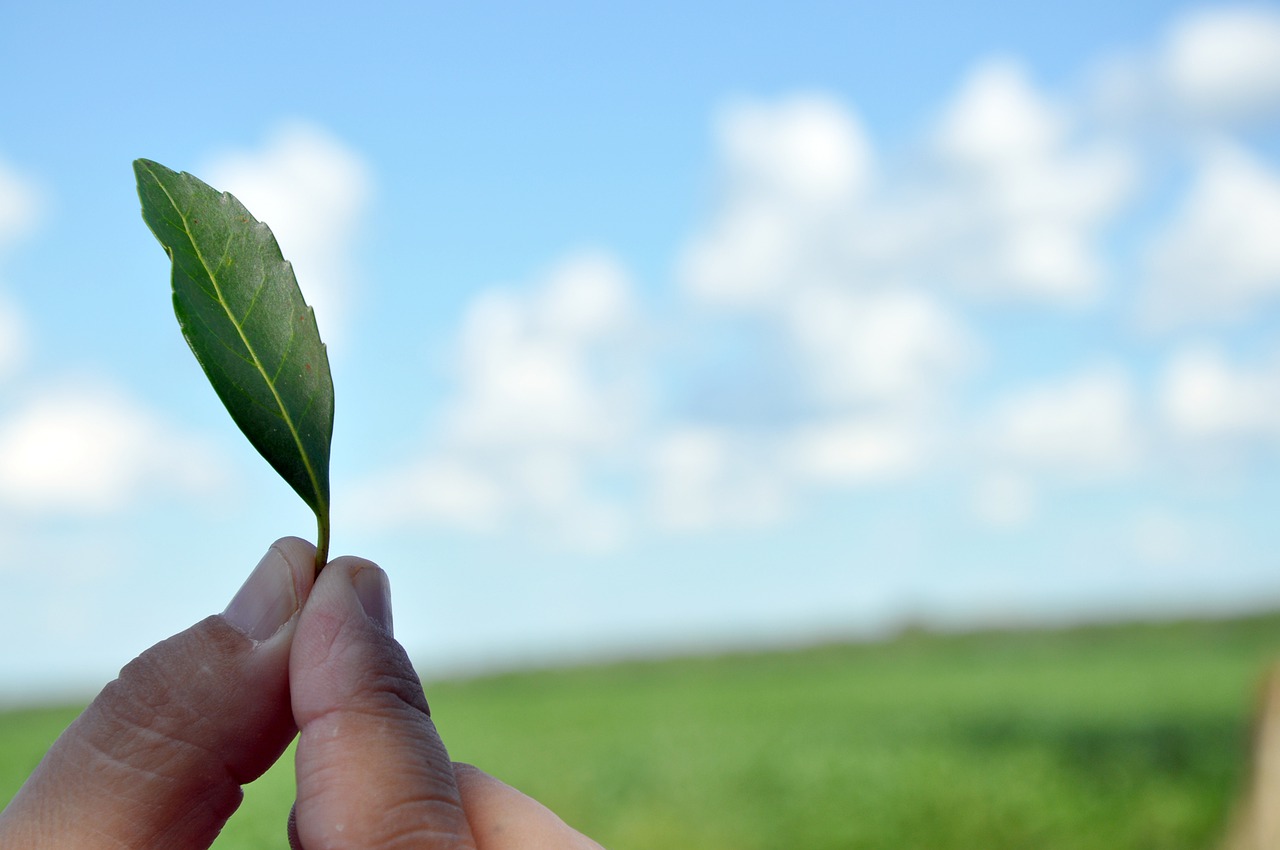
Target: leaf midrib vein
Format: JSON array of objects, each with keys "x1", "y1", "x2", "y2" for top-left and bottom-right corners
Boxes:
[
  {"x1": 181, "y1": 293, "x2": 321, "y2": 424},
  {"x1": 147, "y1": 166, "x2": 327, "y2": 513}
]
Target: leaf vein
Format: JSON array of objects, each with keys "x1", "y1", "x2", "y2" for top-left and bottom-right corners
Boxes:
[{"x1": 142, "y1": 166, "x2": 328, "y2": 519}]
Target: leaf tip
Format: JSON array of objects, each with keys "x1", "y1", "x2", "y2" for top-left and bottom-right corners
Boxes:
[{"x1": 132, "y1": 159, "x2": 168, "y2": 201}]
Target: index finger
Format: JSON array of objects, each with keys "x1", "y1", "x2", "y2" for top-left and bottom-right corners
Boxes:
[{"x1": 288, "y1": 556, "x2": 475, "y2": 850}]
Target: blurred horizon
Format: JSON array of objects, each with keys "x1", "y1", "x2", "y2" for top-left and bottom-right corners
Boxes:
[{"x1": 3, "y1": 1, "x2": 1280, "y2": 698}]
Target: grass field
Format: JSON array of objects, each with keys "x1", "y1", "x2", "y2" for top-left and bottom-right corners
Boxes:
[{"x1": 5, "y1": 613, "x2": 1280, "y2": 849}]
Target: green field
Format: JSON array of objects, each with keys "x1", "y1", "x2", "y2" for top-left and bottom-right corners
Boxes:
[{"x1": 6, "y1": 613, "x2": 1280, "y2": 849}]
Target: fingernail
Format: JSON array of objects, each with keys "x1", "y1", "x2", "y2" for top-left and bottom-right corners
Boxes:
[
  {"x1": 222, "y1": 546, "x2": 299, "y2": 641},
  {"x1": 353, "y1": 566, "x2": 393, "y2": 635}
]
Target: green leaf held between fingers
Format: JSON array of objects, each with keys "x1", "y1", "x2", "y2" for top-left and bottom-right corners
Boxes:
[{"x1": 134, "y1": 159, "x2": 335, "y2": 574}]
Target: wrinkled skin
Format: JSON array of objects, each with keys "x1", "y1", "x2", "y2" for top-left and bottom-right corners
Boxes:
[{"x1": 0, "y1": 538, "x2": 602, "y2": 850}]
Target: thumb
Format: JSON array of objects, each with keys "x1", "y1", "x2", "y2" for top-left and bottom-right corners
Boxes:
[
  {"x1": 289, "y1": 557, "x2": 474, "y2": 850},
  {"x1": 0, "y1": 538, "x2": 316, "y2": 850}
]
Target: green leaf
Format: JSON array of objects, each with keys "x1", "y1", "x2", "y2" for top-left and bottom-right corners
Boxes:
[{"x1": 134, "y1": 159, "x2": 334, "y2": 572}]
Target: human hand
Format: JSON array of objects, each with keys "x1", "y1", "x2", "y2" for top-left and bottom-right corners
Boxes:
[
  {"x1": 287, "y1": 551, "x2": 603, "y2": 850},
  {"x1": 0, "y1": 538, "x2": 601, "y2": 849}
]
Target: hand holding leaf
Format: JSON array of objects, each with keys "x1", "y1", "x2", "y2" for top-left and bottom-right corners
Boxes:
[{"x1": 134, "y1": 159, "x2": 335, "y2": 574}]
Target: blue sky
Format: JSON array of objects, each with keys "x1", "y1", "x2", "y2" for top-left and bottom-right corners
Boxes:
[{"x1": 3, "y1": 1, "x2": 1280, "y2": 698}]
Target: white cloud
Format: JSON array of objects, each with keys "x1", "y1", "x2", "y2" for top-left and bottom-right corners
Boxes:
[
  {"x1": 645, "y1": 412, "x2": 933, "y2": 534},
  {"x1": 784, "y1": 417, "x2": 928, "y2": 486},
  {"x1": 1160, "y1": 6, "x2": 1280, "y2": 123},
  {"x1": 0, "y1": 157, "x2": 221, "y2": 516},
  {"x1": 930, "y1": 59, "x2": 1134, "y2": 304},
  {"x1": 683, "y1": 68, "x2": 1132, "y2": 321},
  {"x1": 445, "y1": 252, "x2": 641, "y2": 451},
  {"x1": 680, "y1": 200, "x2": 806, "y2": 307},
  {"x1": 352, "y1": 456, "x2": 506, "y2": 532},
  {"x1": 1090, "y1": 6, "x2": 1280, "y2": 132},
  {"x1": 718, "y1": 93, "x2": 873, "y2": 210},
  {"x1": 649, "y1": 427, "x2": 788, "y2": 532},
  {"x1": 679, "y1": 92, "x2": 982, "y2": 420},
  {"x1": 966, "y1": 368, "x2": 1142, "y2": 531},
  {"x1": 1144, "y1": 143, "x2": 1280, "y2": 326},
  {"x1": 680, "y1": 94, "x2": 874, "y2": 308},
  {"x1": 984, "y1": 365, "x2": 1142, "y2": 478},
  {"x1": 1159, "y1": 343, "x2": 1280, "y2": 442},
  {"x1": 670, "y1": 90, "x2": 1014, "y2": 532},
  {"x1": 204, "y1": 122, "x2": 372, "y2": 344},
  {"x1": 359, "y1": 51, "x2": 1273, "y2": 547},
  {"x1": 353, "y1": 252, "x2": 643, "y2": 550},
  {"x1": 935, "y1": 58, "x2": 1065, "y2": 166},
  {"x1": 0, "y1": 385, "x2": 225, "y2": 514},
  {"x1": 666, "y1": 78, "x2": 1141, "y2": 536},
  {"x1": 785, "y1": 286, "x2": 977, "y2": 409}
]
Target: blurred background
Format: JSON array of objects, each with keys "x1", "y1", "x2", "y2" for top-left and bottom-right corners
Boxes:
[
  {"x1": 10, "y1": 3, "x2": 1280, "y2": 847},
  {"x1": 3, "y1": 0, "x2": 1280, "y2": 703}
]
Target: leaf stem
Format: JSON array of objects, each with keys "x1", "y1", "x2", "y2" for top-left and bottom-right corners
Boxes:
[{"x1": 314, "y1": 510, "x2": 330, "y2": 576}]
